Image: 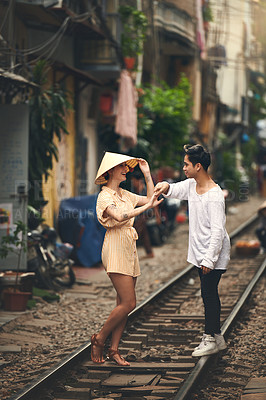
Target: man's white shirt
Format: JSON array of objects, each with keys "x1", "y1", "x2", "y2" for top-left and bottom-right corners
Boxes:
[{"x1": 164, "y1": 178, "x2": 230, "y2": 270}]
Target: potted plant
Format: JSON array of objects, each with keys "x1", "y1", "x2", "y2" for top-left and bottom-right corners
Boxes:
[
  {"x1": 202, "y1": 2, "x2": 213, "y2": 30},
  {"x1": 0, "y1": 220, "x2": 31, "y2": 311},
  {"x1": 118, "y1": 5, "x2": 148, "y2": 70}
]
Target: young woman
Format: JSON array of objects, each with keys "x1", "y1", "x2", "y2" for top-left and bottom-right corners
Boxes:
[{"x1": 91, "y1": 152, "x2": 162, "y2": 365}]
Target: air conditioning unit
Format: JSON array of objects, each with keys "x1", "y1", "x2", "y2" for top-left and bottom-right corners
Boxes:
[{"x1": 16, "y1": 0, "x2": 59, "y2": 8}]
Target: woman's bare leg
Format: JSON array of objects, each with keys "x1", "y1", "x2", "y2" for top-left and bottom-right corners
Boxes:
[
  {"x1": 91, "y1": 274, "x2": 136, "y2": 363},
  {"x1": 110, "y1": 277, "x2": 137, "y2": 350},
  {"x1": 107, "y1": 277, "x2": 137, "y2": 365}
]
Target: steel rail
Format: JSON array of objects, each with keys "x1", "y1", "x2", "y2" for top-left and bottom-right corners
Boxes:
[
  {"x1": 173, "y1": 257, "x2": 266, "y2": 400},
  {"x1": 229, "y1": 213, "x2": 258, "y2": 241},
  {"x1": 8, "y1": 263, "x2": 196, "y2": 400},
  {"x1": 9, "y1": 213, "x2": 260, "y2": 400},
  {"x1": 128, "y1": 263, "x2": 194, "y2": 319},
  {"x1": 129, "y1": 213, "x2": 259, "y2": 320},
  {"x1": 8, "y1": 341, "x2": 91, "y2": 400},
  {"x1": 130, "y1": 212, "x2": 258, "y2": 320},
  {"x1": 173, "y1": 228, "x2": 265, "y2": 400}
]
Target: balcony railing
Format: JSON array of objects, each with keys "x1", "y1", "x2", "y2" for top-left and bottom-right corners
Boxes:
[
  {"x1": 154, "y1": 2, "x2": 195, "y2": 44},
  {"x1": 76, "y1": 9, "x2": 121, "y2": 72},
  {"x1": 16, "y1": 0, "x2": 59, "y2": 7}
]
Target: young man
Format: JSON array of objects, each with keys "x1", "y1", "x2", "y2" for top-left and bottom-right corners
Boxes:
[{"x1": 154, "y1": 144, "x2": 230, "y2": 357}]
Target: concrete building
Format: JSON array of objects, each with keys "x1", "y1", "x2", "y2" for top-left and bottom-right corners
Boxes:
[
  {"x1": 3, "y1": 0, "x2": 263, "y2": 231},
  {"x1": 205, "y1": 0, "x2": 264, "y2": 149}
]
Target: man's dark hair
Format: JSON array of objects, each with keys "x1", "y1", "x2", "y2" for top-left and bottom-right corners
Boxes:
[{"x1": 183, "y1": 144, "x2": 211, "y2": 171}]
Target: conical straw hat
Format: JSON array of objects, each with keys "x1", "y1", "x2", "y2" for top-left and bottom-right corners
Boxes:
[{"x1": 95, "y1": 152, "x2": 139, "y2": 185}]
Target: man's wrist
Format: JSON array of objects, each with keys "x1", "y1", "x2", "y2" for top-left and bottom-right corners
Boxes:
[{"x1": 163, "y1": 182, "x2": 170, "y2": 194}]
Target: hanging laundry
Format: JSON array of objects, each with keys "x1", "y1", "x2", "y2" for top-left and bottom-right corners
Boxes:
[
  {"x1": 196, "y1": 0, "x2": 207, "y2": 59},
  {"x1": 115, "y1": 70, "x2": 138, "y2": 147}
]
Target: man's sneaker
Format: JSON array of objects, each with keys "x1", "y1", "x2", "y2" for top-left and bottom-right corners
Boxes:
[
  {"x1": 193, "y1": 333, "x2": 208, "y2": 351},
  {"x1": 192, "y1": 334, "x2": 219, "y2": 357},
  {"x1": 214, "y1": 333, "x2": 227, "y2": 351}
]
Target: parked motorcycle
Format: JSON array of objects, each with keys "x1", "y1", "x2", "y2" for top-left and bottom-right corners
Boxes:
[
  {"x1": 146, "y1": 197, "x2": 181, "y2": 247},
  {"x1": 161, "y1": 197, "x2": 181, "y2": 233},
  {"x1": 27, "y1": 226, "x2": 76, "y2": 290}
]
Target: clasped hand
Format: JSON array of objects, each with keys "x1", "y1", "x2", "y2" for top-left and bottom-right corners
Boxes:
[
  {"x1": 154, "y1": 181, "x2": 170, "y2": 196},
  {"x1": 148, "y1": 193, "x2": 164, "y2": 208}
]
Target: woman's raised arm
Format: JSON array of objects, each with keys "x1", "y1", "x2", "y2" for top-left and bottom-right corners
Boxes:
[{"x1": 105, "y1": 194, "x2": 163, "y2": 222}]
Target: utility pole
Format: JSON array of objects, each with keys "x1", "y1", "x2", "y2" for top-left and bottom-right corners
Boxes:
[
  {"x1": 149, "y1": 0, "x2": 159, "y2": 85},
  {"x1": 135, "y1": 0, "x2": 143, "y2": 86},
  {"x1": 8, "y1": 0, "x2": 15, "y2": 70}
]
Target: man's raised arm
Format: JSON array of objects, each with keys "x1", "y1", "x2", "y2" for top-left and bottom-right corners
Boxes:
[{"x1": 154, "y1": 181, "x2": 170, "y2": 196}]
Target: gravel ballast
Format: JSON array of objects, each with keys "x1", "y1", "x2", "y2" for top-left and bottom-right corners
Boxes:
[{"x1": 0, "y1": 194, "x2": 264, "y2": 400}]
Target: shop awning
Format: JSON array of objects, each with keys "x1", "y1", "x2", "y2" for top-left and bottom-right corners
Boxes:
[
  {"x1": 0, "y1": 68, "x2": 37, "y2": 87},
  {"x1": 52, "y1": 61, "x2": 102, "y2": 86}
]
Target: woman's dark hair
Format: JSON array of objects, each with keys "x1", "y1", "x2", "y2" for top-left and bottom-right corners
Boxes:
[
  {"x1": 183, "y1": 144, "x2": 211, "y2": 171},
  {"x1": 103, "y1": 171, "x2": 109, "y2": 180}
]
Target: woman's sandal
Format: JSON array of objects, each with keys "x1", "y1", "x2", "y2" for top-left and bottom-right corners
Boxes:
[
  {"x1": 107, "y1": 348, "x2": 130, "y2": 366},
  {"x1": 91, "y1": 334, "x2": 104, "y2": 364}
]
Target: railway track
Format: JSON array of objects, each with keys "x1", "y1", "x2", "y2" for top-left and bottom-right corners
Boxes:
[{"x1": 9, "y1": 214, "x2": 265, "y2": 400}]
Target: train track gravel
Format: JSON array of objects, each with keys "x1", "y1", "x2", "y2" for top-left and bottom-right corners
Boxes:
[
  {"x1": 0, "y1": 194, "x2": 264, "y2": 399},
  {"x1": 190, "y1": 277, "x2": 265, "y2": 400}
]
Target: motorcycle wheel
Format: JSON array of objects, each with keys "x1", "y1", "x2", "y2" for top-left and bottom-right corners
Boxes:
[
  {"x1": 52, "y1": 264, "x2": 76, "y2": 288},
  {"x1": 28, "y1": 260, "x2": 54, "y2": 290}
]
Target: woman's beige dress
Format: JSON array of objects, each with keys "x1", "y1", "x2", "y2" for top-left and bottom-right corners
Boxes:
[{"x1": 96, "y1": 186, "x2": 141, "y2": 277}]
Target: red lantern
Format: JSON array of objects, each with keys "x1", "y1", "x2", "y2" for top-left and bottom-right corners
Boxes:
[
  {"x1": 124, "y1": 57, "x2": 136, "y2": 70},
  {"x1": 99, "y1": 94, "x2": 113, "y2": 114}
]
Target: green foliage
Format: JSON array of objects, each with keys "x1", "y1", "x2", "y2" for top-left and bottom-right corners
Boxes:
[
  {"x1": 247, "y1": 75, "x2": 266, "y2": 192},
  {"x1": 220, "y1": 151, "x2": 242, "y2": 192},
  {"x1": 202, "y1": 4, "x2": 213, "y2": 22},
  {"x1": 28, "y1": 60, "x2": 72, "y2": 209},
  {"x1": 242, "y1": 136, "x2": 257, "y2": 170},
  {"x1": 0, "y1": 221, "x2": 27, "y2": 259},
  {"x1": 119, "y1": 5, "x2": 148, "y2": 57},
  {"x1": 0, "y1": 221, "x2": 27, "y2": 291},
  {"x1": 32, "y1": 287, "x2": 60, "y2": 302},
  {"x1": 242, "y1": 137, "x2": 258, "y2": 192},
  {"x1": 137, "y1": 76, "x2": 193, "y2": 168},
  {"x1": 249, "y1": 81, "x2": 266, "y2": 129},
  {"x1": 218, "y1": 142, "x2": 257, "y2": 200},
  {"x1": 0, "y1": 221, "x2": 27, "y2": 288}
]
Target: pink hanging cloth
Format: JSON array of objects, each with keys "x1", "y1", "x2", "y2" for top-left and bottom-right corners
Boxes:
[
  {"x1": 115, "y1": 70, "x2": 138, "y2": 147},
  {"x1": 196, "y1": 0, "x2": 207, "y2": 59}
]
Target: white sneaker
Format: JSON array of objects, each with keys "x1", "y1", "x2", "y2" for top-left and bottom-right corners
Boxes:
[
  {"x1": 214, "y1": 333, "x2": 227, "y2": 351},
  {"x1": 193, "y1": 333, "x2": 208, "y2": 351},
  {"x1": 192, "y1": 334, "x2": 219, "y2": 357}
]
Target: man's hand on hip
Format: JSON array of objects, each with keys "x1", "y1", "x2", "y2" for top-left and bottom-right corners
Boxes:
[{"x1": 201, "y1": 266, "x2": 212, "y2": 274}]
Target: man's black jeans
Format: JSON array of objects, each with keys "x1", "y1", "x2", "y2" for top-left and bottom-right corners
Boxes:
[{"x1": 197, "y1": 267, "x2": 225, "y2": 336}]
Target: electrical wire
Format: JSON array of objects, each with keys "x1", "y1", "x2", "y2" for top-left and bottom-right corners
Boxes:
[
  {"x1": 3, "y1": 11, "x2": 90, "y2": 57},
  {"x1": 27, "y1": 22, "x2": 69, "y2": 66},
  {"x1": 0, "y1": 20, "x2": 69, "y2": 72},
  {"x1": 207, "y1": 0, "x2": 256, "y2": 48},
  {"x1": 1, "y1": 23, "x2": 67, "y2": 58},
  {"x1": 0, "y1": 10, "x2": 96, "y2": 72}
]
